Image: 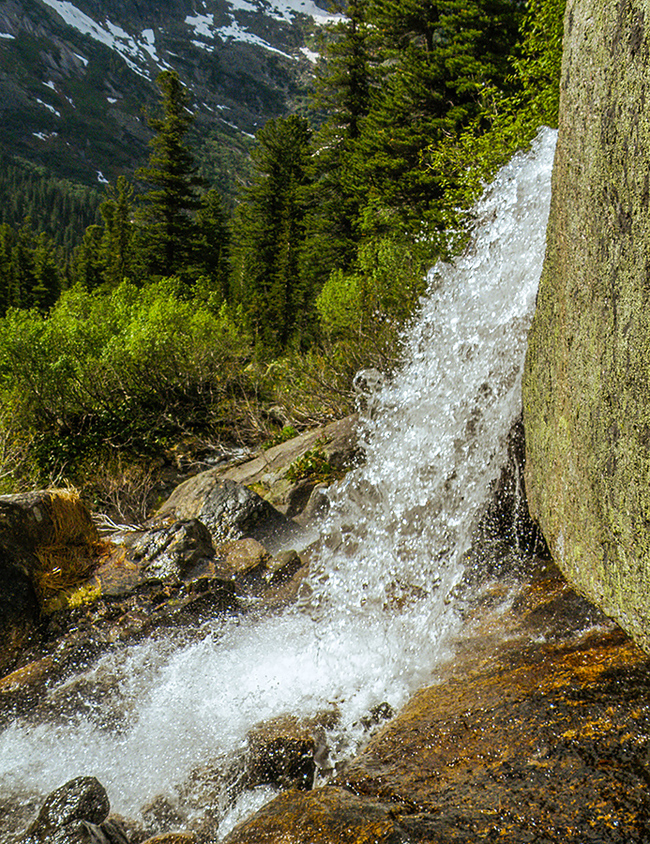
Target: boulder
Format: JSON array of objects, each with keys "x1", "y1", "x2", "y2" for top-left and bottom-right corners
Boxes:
[
  {"x1": 221, "y1": 787, "x2": 407, "y2": 844},
  {"x1": 264, "y1": 550, "x2": 303, "y2": 586},
  {"x1": 119, "y1": 519, "x2": 216, "y2": 584},
  {"x1": 0, "y1": 490, "x2": 103, "y2": 673},
  {"x1": 156, "y1": 478, "x2": 303, "y2": 554},
  {"x1": 218, "y1": 417, "x2": 359, "y2": 519},
  {"x1": 0, "y1": 490, "x2": 98, "y2": 567},
  {"x1": 26, "y1": 777, "x2": 109, "y2": 833},
  {"x1": 523, "y1": 0, "x2": 650, "y2": 649},
  {"x1": 215, "y1": 538, "x2": 271, "y2": 583},
  {"x1": 140, "y1": 795, "x2": 187, "y2": 837},
  {"x1": 21, "y1": 777, "x2": 129, "y2": 844},
  {"x1": 245, "y1": 715, "x2": 318, "y2": 791}
]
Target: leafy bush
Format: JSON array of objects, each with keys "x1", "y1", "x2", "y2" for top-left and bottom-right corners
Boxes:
[
  {"x1": 285, "y1": 445, "x2": 342, "y2": 484},
  {"x1": 0, "y1": 279, "x2": 265, "y2": 482}
]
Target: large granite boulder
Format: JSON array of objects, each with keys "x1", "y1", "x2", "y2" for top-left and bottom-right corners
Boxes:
[{"x1": 523, "y1": 0, "x2": 650, "y2": 649}]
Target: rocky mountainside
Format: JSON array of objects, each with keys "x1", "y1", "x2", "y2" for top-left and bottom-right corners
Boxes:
[{"x1": 0, "y1": 0, "x2": 332, "y2": 192}]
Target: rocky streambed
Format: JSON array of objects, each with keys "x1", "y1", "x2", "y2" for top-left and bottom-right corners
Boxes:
[{"x1": 2, "y1": 415, "x2": 650, "y2": 843}]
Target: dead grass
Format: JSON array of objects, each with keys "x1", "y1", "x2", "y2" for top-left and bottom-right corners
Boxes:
[{"x1": 32, "y1": 489, "x2": 109, "y2": 604}]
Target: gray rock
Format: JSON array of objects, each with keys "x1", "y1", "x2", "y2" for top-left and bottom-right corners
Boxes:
[
  {"x1": 523, "y1": 0, "x2": 650, "y2": 651},
  {"x1": 48, "y1": 819, "x2": 129, "y2": 843},
  {"x1": 32, "y1": 777, "x2": 109, "y2": 829},
  {"x1": 22, "y1": 777, "x2": 115, "y2": 843},
  {"x1": 156, "y1": 478, "x2": 303, "y2": 554},
  {"x1": 123, "y1": 519, "x2": 215, "y2": 584}
]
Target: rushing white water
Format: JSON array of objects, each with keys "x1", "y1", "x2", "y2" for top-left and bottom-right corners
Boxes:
[{"x1": 0, "y1": 127, "x2": 557, "y2": 838}]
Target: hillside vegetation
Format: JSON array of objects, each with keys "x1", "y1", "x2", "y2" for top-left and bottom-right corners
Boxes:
[{"x1": 0, "y1": 0, "x2": 565, "y2": 513}]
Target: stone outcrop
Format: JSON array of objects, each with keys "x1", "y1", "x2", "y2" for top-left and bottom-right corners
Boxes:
[
  {"x1": 523, "y1": 0, "x2": 650, "y2": 649},
  {"x1": 216, "y1": 416, "x2": 359, "y2": 520},
  {"x1": 222, "y1": 787, "x2": 406, "y2": 844},
  {"x1": 155, "y1": 477, "x2": 304, "y2": 555},
  {"x1": 223, "y1": 567, "x2": 650, "y2": 843},
  {"x1": 156, "y1": 416, "x2": 359, "y2": 544}
]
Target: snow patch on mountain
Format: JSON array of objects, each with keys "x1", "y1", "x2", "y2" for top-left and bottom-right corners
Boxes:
[
  {"x1": 0, "y1": 32, "x2": 15, "y2": 40},
  {"x1": 186, "y1": 11, "x2": 293, "y2": 57},
  {"x1": 247, "y1": 0, "x2": 340, "y2": 24},
  {"x1": 40, "y1": 0, "x2": 170, "y2": 77},
  {"x1": 300, "y1": 45, "x2": 319, "y2": 63},
  {"x1": 227, "y1": 0, "x2": 336, "y2": 24},
  {"x1": 36, "y1": 98, "x2": 61, "y2": 117}
]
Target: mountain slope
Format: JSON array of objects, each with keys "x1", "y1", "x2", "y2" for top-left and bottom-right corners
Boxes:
[{"x1": 0, "y1": 0, "x2": 332, "y2": 192}]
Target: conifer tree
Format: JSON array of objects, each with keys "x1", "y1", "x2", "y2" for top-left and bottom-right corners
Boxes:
[
  {"x1": 0, "y1": 224, "x2": 12, "y2": 314},
  {"x1": 192, "y1": 188, "x2": 231, "y2": 302},
  {"x1": 30, "y1": 232, "x2": 61, "y2": 311},
  {"x1": 136, "y1": 70, "x2": 202, "y2": 277},
  {"x1": 231, "y1": 116, "x2": 312, "y2": 352},
  {"x1": 357, "y1": 0, "x2": 523, "y2": 231},
  {"x1": 301, "y1": 0, "x2": 374, "y2": 290},
  {"x1": 99, "y1": 176, "x2": 136, "y2": 287},
  {"x1": 71, "y1": 224, "x2": 104, "y2": 291}
]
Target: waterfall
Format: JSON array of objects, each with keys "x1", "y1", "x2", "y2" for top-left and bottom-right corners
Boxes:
[{"x1": 0, "y1": 127, "x2": 557, "y2": 839}]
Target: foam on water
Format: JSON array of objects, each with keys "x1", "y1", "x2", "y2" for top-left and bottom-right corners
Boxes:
[{"x1": 0, "y1": 127, "x2": 557, "y2": 836}]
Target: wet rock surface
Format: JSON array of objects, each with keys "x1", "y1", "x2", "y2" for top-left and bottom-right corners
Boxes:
[
  {"x1": 21, "y1": 776, "x2": 129, "y2": 844},
  {"x1": 221, "y1": 786, "x2": 407, "y2": 844},
  {"x1": 223, "y1": 565, "x2": 650, "y2": 843},
  {"x1": 0, "y1": 419, "x2": 356, "y2": 684}
]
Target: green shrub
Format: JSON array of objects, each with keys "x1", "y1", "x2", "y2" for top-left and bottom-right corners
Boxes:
[{"x1": 0, "y1": 279, "x2": 264, "y2": 481}]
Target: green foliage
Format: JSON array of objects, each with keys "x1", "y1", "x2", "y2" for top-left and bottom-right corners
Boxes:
[
  {"x1": 424, "y1": 0, "x2": 566, "y2": 223},
  {"x1": 301, "y1": 0, "x2": 374, "y2": 292},
  {"x1": 0, "y1": 219, "x2": 63, "y2": 313},
  {"x1": 0, "y1": 280, "x2": 262, "y2": 479},
  {"x1": 285, "y1": 444, "x2": 341, "y2": 483},
  {"x1": 317, "y1": 236, "x2": 428, "y2": 342},
  {"x1": 0, "y1": 0, "x2": 568, "y2": 500},
  {"x1": 352, "y1": 0, "x2": 524, "y2": 236},
  {"x1": 264, "y1": 425, "x2": 299, "y2": 449},
  {"x1": 0, "y1": 153, "x2": 102, "y2": 261},
  {"x1": 191, "y1": 188, "x2": 231, "y2": 300}
]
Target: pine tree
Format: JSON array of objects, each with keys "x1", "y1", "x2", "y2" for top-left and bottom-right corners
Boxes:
[
  {"x1": 136, "y1": 70, "x2": 202, "y2": 278},
  {"x1": 0, "y1": 224, "x2": 13, "y2": 314},
  {"x1": 71, "y1": 224, "x2": 104, "y2": 291},
  {"x1": 357, "y1": 0, "x2": 523, "y2": 231},
  {"x1": 231, "y1": 116, "x2": 312, "y2": 352},
  {"x1": 192, "y1": 188, "x2": 231, "y2": 302},
  {"x1": 99, "y1": 176, "x2": 136, "y2": 287},
  {"x1": 29, "y1": 232, "x2": 61, "y2": 311},
  {"x1": 9, "y1": 220, "x2": 35, "y2": 310},
  {"x1": 301, "y1": 0, "x2": 374, "y2": 290}
]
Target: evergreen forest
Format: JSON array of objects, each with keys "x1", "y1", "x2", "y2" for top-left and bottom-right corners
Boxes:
[{"x1": 0, "y1": 0, "x2": 565, "y2": 516}]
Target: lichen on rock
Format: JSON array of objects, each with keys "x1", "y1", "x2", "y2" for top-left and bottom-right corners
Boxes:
[{"x1": 523, "y1": 0, "x2": 650, "y2": 651}]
